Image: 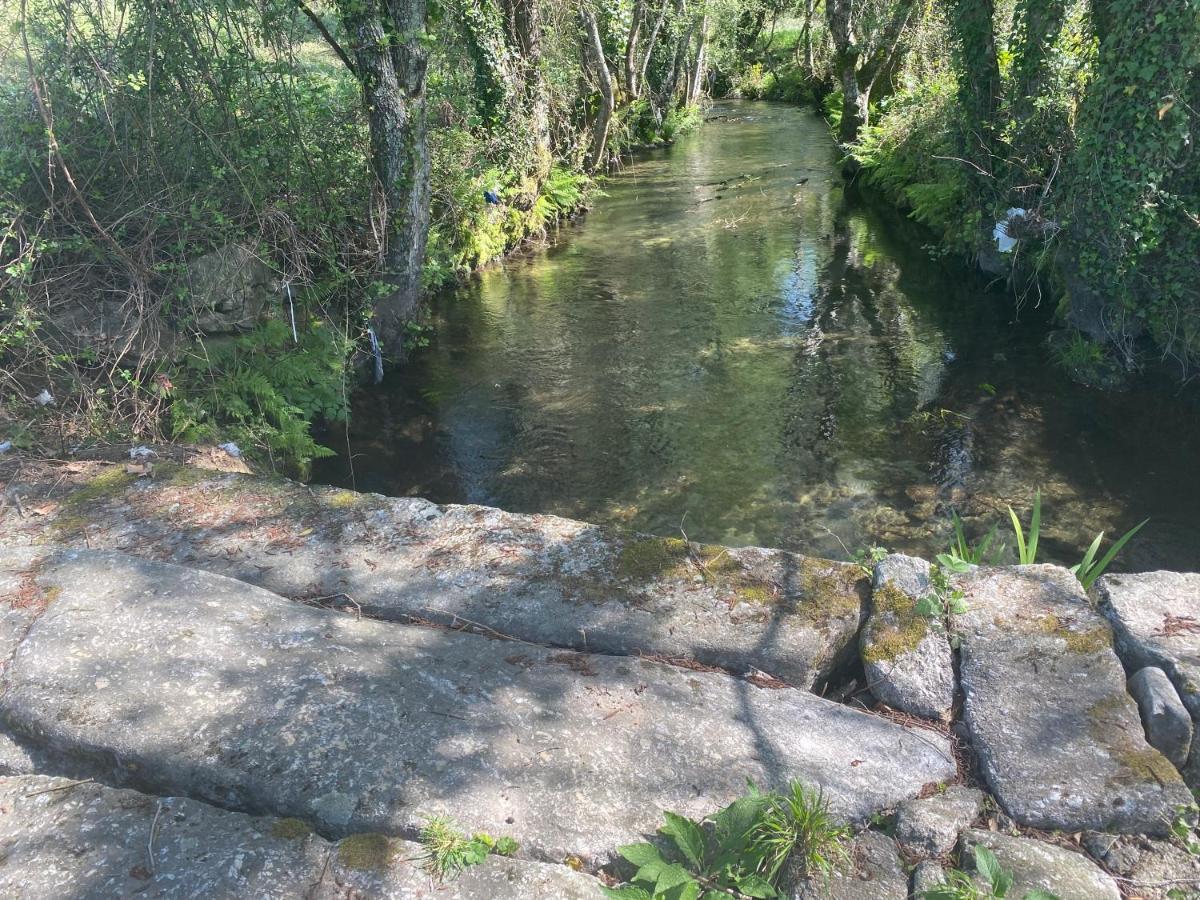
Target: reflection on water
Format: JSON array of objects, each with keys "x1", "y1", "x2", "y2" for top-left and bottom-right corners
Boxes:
[{"x1": 315, "y1": 102, "x2": 1200, "y2": 572}]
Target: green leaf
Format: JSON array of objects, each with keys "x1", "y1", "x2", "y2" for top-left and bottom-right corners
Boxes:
[
  {"x1": 1081, "y1": 518, "x2": 1149, "y2": 590},
  {"x1": 734, "y1": 872, "x2": 777, "y2": 897},
  {"x1": 916, "y1": 595, "x2": 942, "y2": 618},
  {"x1": 1023, "y1": 891, "x2": 1062, "y2": 900},
  {"x1": 712, "y1": 794, "x2": 765, "y2": 849},
  {"x1": 600, "y1": 887, "x2": 653, "y2": 900},
  {"x1": 619, "y1": 843, "x2": 666, "y2": 869},
  {"x1": 661, "y1": 811, "x2": 706, "y2": 869},
  {"x1": 1027, "y1": 489, "x2": 1041, "y2": 565},
  {"x1": 1008, "y1": 505, "x2": 1027, "y2": 565},
  {"x1": 653, "y1": 862, "x2": 695, "y2": 894},
  {"x1": 974, "y1": 846, "x2": 1011, "y2": 897}
]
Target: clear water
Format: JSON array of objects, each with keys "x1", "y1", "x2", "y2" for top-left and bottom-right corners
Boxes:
[{"x1": 315, "y1": 101, "x2": 1200, "y2": 572}]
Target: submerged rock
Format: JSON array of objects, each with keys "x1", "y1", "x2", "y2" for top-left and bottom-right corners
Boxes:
[
  {"x1": 0, "y1": 775, "x2": 601, "y2": 898},
  {"x1": 957, "y1": 566, "x2": 1190, "y2": 834},
  {"x1": 0, "y1": 547, "x2": 955, "y2": 868},
  {"x1": 860, "y1": 554, "x2": 954, "y2": 721}
]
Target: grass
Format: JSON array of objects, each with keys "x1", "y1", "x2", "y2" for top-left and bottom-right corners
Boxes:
[
  {"x1": 418, "y1": 815, "x2": 518, "y2": 882},
  {"x1": 1071, "y1": 518, "x2": 1149, "y2": 590},
  {"x1": 1007, "y1": 489, "x2": 1042, "y2": 565}
]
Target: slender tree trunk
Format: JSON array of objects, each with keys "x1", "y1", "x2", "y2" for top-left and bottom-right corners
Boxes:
[
  {"x1": 625, "y1": 0, "x2": 644, "y2": 97},
  {"x1": 501, "y1": 0, "x2": 551, "y2": 177},
  {"x1": 637, "y1": 0, "x2": 671, "y2": 91},
  {"x1": 581, "y1": 7, "x2": 614, "y2": 171},
  {"x1": 1010, "y1": 0, "x2": 1066, "y2": 125},
  {"x1": 338, "y1": 0, "x2": 430, "y2": 355},
  {"x1": 826, "y1": 0, "x2": 912, "y2": 144},
  {"x1": 802, "y1": 0, "x2": 815, "y2": 74},
  {"x1": 948, "y1": 0, "x2": 1001, "y2": 157},
  {"x1": 686, "y1": 14, "x2": 709, "y2": 105}
]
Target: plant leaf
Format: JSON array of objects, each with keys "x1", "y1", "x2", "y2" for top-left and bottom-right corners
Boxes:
[
  {"x1": 1082, "y1": 519, "x2": 1149, "y2": 590},
  {"x1": 1027, "y1": 489, "x2": 1041, "y2": 564},
  {"x1": 974, "y1": 845, "x2": 1004, "y2": 889},
  {"x1": 619, "y1": 843, "x2": 666, "y2": 869},
  {"x1": 734, "y1": 872, "x2": 777, "y2": 897},
  {"x1": 1008, "y1": 505, "x2": 1027, "y2": 565},
  {"x1": 661, "y1": 811, "x2": 706, "y2": 869},
  {"x1": 653, "y1": 861, "x2": 695, "y2": 893},
  {"x1": 1023, "y1": 891, "x2": 1062, "y2": 900},
  {"x1": 600, "y1": 887, "x2": 654, "y2": 900}
]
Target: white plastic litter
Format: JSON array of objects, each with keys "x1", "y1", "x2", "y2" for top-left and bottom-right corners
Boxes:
[
  {"x1": 993, "y1": 207, "x2": 1026, "y2": 253},
  {"x1": 33, "y1": 389, "x2": 55, "y2": 407},
  {"x1": 0, "y1": 441, "x2": 11, "y2": 454},
  {"x1": 218, "y1": 441, "x2": 242, "y2": 458},
  {"x1": 129, "y1": 446, "x2": 157, "y2": 460}
]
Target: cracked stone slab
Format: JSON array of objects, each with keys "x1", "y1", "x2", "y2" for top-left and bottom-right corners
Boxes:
[
  {"x1": 789, "y1": 830, "x2": 907, "y2": 899},
  {"x1": 0, "y1": 548, "x2": 955, "y2": 868},
  {"x1": 0, "y1": 465, "x2": 868, "y2": 689},
  {"x1": 956, "y1": 565, "x2": 1190, "y2": 834},
  {"x1": 959, "y1": 829, "x2": 1120, "y2": 900},
  {"x1": 0, "y1": 775, "x2": 602, "y2": 899},
  {"x1": 860, "y1": 555, "x2": 954, "y2": 720}
]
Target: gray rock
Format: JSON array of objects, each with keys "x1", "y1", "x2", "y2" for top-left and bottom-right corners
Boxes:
[
  {"x1": 957, "y1": 566, "x2": 1191, "y2": 834},
  {"x1": 894, "y1": 786, "x2": 984, "y2": 858},
  {"x1": 182, "y1": 243, "x2": 277, "y2": 334},
  {"x1": 860, "y1": 555, "x2": 954, "y2": 721},
  {"x1": 0, "y1": 548, "x2": 956, "y2": 868},
  {"x1": 3, "y1": 466, "x2": 868, "y2": 690},
  {"x1": 959, "y1": 829, "x2": 1120, "y2": 900},
  {"x1": 1128, "y1": 667, "x2": 1193, "y2": 769},
  {"x1": 0, "y1": 775, "x2": 601, "y2": 899},
  {"x1": 790, "y1": 830, "x2": 907, "y2": 899},
  {"x1": 910, "y1": 860, "x2": 946, "y2": 896}
]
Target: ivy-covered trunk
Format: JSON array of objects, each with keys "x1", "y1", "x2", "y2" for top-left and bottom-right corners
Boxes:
[
  {"x1": 338, "y1": 0, "x2": 430, "y2": 356},
  {"x1": 948, "y1": 0, "x2": 1001, "y2": 162},
  {"x1": 581, "y1": 7, "x2": 615, "y2": 172},
  {"x1": 826, "y1": 0, "x2": 912, "y2": 145}
]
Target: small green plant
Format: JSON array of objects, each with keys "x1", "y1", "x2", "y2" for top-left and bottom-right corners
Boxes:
[
  {"x1": 418, "y1": 815, "x2": 518, "y2": 882},
  {"x1": 1072, "y1": 519, "x2": 1149, "y2": 590},
  {"x1": 852, "y1": 546, "x2": 889, "y2": 575},
  {"x1": 602, "y1": 781, "x2": 850, "y2": 899},
  {"x1": 1169, "y1": 802, "x2": 1200, "y2": 856},
  {"x1": 940, "y1": 512, "x2": 1002, "y2": 570},
  {"x1": 917, "y1": 563, "x2": 969, "y2": 627},
  {"x1": 1006, "y1": 490, "x2": 1042, "y2": 565},
  {"x1": 922, "y1": 845, "x2": 1060, "y2": 899}
]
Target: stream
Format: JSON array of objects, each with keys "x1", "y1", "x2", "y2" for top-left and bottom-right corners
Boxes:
[{"x1": 315, "y1": 101, "x2": 1200, "y2": 572}]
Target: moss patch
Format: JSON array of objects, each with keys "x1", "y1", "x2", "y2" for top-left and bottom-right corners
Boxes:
[
  {"x1": 64, "y1": 467, "x2": 136, "y2": 507},
  {"x1": 1088, "y1": 694, "x2": 1184, "y2": 785},
  {"x1": 1037, "y1": 613, "x2": 1112, "y2": 654},
  {"x1": 321, "y1": 489, "x2": 363, "y2": 509},
  {"x1": 861, "y1": 583, "x2": 929, "y2": 664},
  {"x1": 616, "y1": 537, "x2": 691, "y2": 580},
  {"x1": 337, "y1": 832, "x2": 395, "y2": 870},
  {"x1": 793, "y1": 559, "x2": 868, "y2": 628},
  {"x1": 270, "y1": 817, "x2": 313, "y2": 840}
]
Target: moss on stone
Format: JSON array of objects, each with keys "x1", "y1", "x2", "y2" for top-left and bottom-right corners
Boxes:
[
  {"x1": 270, "y1": 817, "x2": 313, "y2": 840},
  {"x1": 1037, "y1": 613, "x2": 1112, "y2": 654},
  {"x1": 861, "y1": 584, "x2": 929, "y2": 664},
  {"x1": 337, "y1": 832, "x2": 395, "y2": 870},
  {"x1": 156, "y1": 462, "x2": 211, "y2": 487},
  {"x1": 734, "y1": 583, "x2": 776, "y2": 604},
  {"x1": 616, "y1": 537, "x2": 690, "y2": 580},
  {"x1": 794, "y1": 558, "x2": 867, "y2": 627},
  {"x1": 65, "y1": 467, "x2": 136, "y2": 506},
  {"x1": 1088, "y1": 695, "x2": 1185, "y2": 785},
  {"x1": 322, "y1": 489, "x2": 363, "y2": 509}
]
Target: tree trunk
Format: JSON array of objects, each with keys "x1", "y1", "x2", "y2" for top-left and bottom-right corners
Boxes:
[
  {"x1": 802, "y1": 0, "x2": 815, "y2": 74},
  {"x1": 1010, "y1": 0, "x2": 1066, "y2": 124},
  {"x1": 338, "y1": 0, "x2": 430, "y2": 356},
  {"x1": 500, "y1": 0, "x2": 550, "y2": 177},
  {"x1": 686, "y1": 14, "x2": 709, "y2": 106},
  {"x1": 637, "y1": 0, "x2": 671, "y2": 92},
  {"x1": 837, "y1": 56, "x2": 867, "y2": 143},
  {"x1": 625, "y1": 0, "x2": 644, "y2": 97},
  {"x1": 826, "y1": 0, "x2": 912, "y2": 145},
  {"x1": 948, "y1": 0, "x2": 1000, "y2": 157},
  {"x1": 581, "y1": 7, "x2": 614, "y2": 171}
]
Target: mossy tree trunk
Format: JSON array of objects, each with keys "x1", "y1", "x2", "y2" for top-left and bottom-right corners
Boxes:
[
  {"x1": 337, "y1": 0, "x2": 431, "y2": 357},
  {"x1": 581, "y1": 6, "x2": 615, "y2": 171}
]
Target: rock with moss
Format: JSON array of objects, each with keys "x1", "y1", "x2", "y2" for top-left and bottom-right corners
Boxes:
[
  {"x1": 957, "y1": 566, "x2": 1191, "y2": 834},
  {"x1": 958, "y1": 829, "x2": 1120, "y2": 900},
  {"x1": 859, "y1": 554, "x2": 953, "y2": 721},
  {"x1": 0, "y1": 774, "x2": 602, "y2": 898},
  {"x1": 1094, "y1": 571, "x2": 1200, "y2": 788},
  {"x1": 1127, "y1": 666, "x2": 1193, "y2": 770},
  {"x1": 0, "y1": 547, "x2": 955, "y2": 870},
  {"x1": 1083, "y1": 831, "x2": 1200, "y2": 900},
  {"x1": 1, "y1": 463, "x2": 869, "y2": 690}
]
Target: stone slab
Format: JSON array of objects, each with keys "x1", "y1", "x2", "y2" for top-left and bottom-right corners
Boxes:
[
  {"x1": 0, "y1": 465, "x2": 869, "y2": 690},
  {"x1": 959, "y1": 829, "x2": 1120, "y2": 900},
  {"x1": 956, "y1": 565, "x2": 1190, "y2": 834},
  {"x1": 790, "y1": 831, "x2": 907, "y2": 899},
  {"x1": 894, "y1": 785, "x2": 983, "y2": 858},
  {"x1": 860, "y1": 554, "x2": 954, "y2": 720},
  {"x1": 0, "y1": 548, "x2": 955, "y2": 867},
  {"x1": 1128, "y1": 666, "x2": 1193, "y2": 769},
  {"x1": 0, "y1": 775, "x2": 601, "y2": 898}
]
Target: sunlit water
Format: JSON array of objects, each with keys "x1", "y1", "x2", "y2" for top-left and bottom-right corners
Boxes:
[{"x1": 315, "y1": 101, "x2": 1200, "y2": 572}]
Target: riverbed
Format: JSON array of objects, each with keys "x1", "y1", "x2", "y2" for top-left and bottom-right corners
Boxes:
[{"x1": 315, "y1": 101, "x2": 1200, "y2": 572}]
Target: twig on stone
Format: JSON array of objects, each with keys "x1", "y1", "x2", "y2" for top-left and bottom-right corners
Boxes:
[
  {"x1": 22, "y1": 777, "x2": 94, "y2": 797},
  {"x1": 147, "y1": 799, "x2": 164, "y2": 875}
]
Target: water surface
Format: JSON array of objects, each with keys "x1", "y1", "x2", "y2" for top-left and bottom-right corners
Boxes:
[{"x1": 316, "y1": 102, "x2": 1200, "y2": 571}]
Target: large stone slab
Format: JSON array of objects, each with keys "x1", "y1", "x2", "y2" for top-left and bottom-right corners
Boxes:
[
  {"x1": 959, "y1": 829, "x2": 1120, "y2": 900},
  {"x1": 1, "y1": 464, "x2": 868, "y2": 689},
  {"x1": 0, "y1": 548, "x2": 955, "y2": 867},
  {"x1": 0, "y1": 775, "x2": 601, "y2": 898},
  {"x1": 956, "y1": 565, "x2": 1190, "y2": 834},
  {"x1": 860, "y1": 554, "x2": 954, "y2": 720}
]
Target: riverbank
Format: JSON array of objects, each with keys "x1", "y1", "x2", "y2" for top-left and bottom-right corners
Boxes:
[{"x1": 2, "y1": 456, "x2": 1199, "y2": 896}]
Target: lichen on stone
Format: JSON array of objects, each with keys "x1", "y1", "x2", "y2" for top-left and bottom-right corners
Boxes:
[
  {"x1": 1088, "y1": 694, "x2": 1184, "y2": 786},
  {"x1": 862, "y1": 583, "x2": 928, "y2": 664},
  {"x1": 1037, "y1": 613, "x2": 1112, "y2": 654},
  {"x1": 270, "y1": 817, "x2": 313, "y2": 840},
  {"x1": 337, "y1": 832, "x2": 395, "y2": 870}
]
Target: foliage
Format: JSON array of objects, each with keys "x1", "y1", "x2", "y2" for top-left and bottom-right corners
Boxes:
[
  {"x1": 1072, "y1": 518, "x2": 1149, "y2": 590},
  {"x1": 922, "y1": 844, "x2": 1060, "y2": 900},
  {"x1": 418, "y1": 815, "x2": 519, "y2": 882},
  {"x1": 602, "y1": 781, "x2": 851, "y2": 899},
  {"x1": 1007, "y1": 490, "x2": 1043, "y2": 565},
  {"x1": 942, "y1": 512, "x2": 1003, "y2": 568},
  {"x1": 169, "y1": 320, "x2": 350, "y2": 475},
  {"x1": 917, "y1": 562, "x2": 969, "y2": 630}
]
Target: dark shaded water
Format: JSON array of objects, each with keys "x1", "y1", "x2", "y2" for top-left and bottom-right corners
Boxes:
[{"x1": 316, "y1": 102, "x2": 1200, "y2": 572}]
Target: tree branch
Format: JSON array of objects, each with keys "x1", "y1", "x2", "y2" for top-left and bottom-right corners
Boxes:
[{"x1": 292, "y1": 0, "x2": 359, "y2": 79}]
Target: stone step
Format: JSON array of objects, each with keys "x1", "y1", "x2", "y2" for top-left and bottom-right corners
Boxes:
[
  {"x1": 956, "y1": 565, "x2": 1191, "y2": 835},
  {"x1": 0, "y1": 774, "x2": 602, "y2": 899},
  {"x1": 0, "y1": 547, "x2": 955, "y2": 868},
  {"x1": 3, "y1": 464, "x2": 868, "y2": 690}
]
